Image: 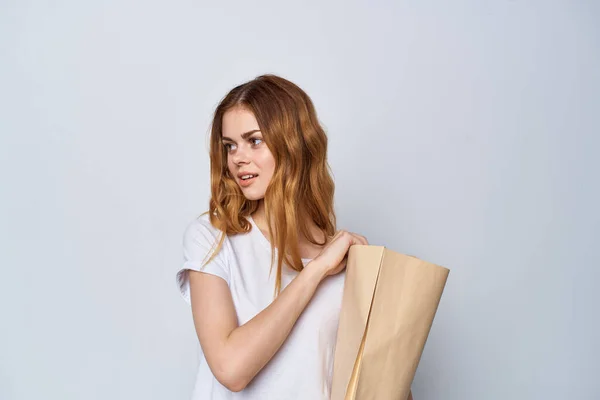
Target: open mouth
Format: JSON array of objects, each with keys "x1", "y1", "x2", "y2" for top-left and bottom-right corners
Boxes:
[{"x1": 239, "y1": 174, "x2": 258, "y2": 187}]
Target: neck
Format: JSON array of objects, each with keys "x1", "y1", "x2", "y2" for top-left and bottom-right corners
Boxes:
[{"x1": 252, "y1": 200, "x2": 267, "y2": 224}]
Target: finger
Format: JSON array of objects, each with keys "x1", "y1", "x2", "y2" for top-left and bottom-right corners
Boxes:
[
  {"x1": 357, "y1": 234, "x2": 369, "y2": 245},
  {"x1": 349, "y1": 232, "x2": 368, "y2": 246},
  {"x1": 350, "y1": 233, "x2": 367, "y2": 245}
]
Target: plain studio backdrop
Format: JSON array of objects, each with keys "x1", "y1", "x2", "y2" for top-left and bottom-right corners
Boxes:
[{"x1": 1, "y1": 1, "x2": 598, "y2": 399}]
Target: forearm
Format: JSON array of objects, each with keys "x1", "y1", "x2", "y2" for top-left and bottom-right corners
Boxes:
[{"x1": 222, "y1": 261, "x2": 326, "y2": 389}]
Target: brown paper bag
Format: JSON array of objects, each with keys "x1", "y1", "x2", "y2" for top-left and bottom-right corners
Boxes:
[{"x1": 331, "y1": 245, "x2": 449, "y2": 400}]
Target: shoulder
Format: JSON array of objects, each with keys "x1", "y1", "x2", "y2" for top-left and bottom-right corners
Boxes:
[
  {"x1": 177, "y1": 213, "x2": 233, "y2": 303},
  {"x1": 181, "y1": 214, "x2": 230, "y2": 260},
  {"x1": 184, "y1": 212, "x2": 225, "y2": 241},
  {"x1": 183, "y1": 212, "x2": 255, "y2": 250}
]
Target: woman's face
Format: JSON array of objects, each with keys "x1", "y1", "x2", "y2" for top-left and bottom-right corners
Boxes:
[{"x1": 222, "y1": 107, "x2": 275, "y2": 201}]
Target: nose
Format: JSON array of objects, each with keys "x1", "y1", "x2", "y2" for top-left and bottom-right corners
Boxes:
[{"x1": 230, "y1": 143, "x2": 251, "y2": 165}]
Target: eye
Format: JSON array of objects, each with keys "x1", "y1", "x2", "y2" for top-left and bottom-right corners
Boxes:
[
  {"x1": 224, "y1": 143, "x2": 236, "y2": 152},
  {"x1": 250, "y1": 138, "x2": 263, "y2": 146}
]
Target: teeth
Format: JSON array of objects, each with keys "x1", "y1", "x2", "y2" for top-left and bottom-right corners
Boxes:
[{"x1": 241, "y1": 174, "x2": 255, "y2": 180}]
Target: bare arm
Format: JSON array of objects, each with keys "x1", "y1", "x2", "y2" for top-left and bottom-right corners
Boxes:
[
  {"x1": 189, "y1": 260, "x2": 327, "y2": 391},
  {"x1": 189, "y1": 230, "x2": 367, "y2": 392}
]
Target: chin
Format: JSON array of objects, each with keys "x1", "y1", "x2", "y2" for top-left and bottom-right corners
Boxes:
[{"x1": 241, "y1": 190, "x2": 265, "y2": 201}]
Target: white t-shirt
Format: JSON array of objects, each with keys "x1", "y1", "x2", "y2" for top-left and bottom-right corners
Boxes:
[{"x1": 176, "y1": 213, "x2": 346, "y2": 400}]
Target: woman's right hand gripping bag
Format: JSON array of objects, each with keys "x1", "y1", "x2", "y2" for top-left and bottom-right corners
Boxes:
[{"x1": 331, "y1": 245, "x2": 450, "y2": 400}]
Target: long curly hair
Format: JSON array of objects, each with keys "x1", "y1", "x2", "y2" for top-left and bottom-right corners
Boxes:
[{"x1": 200, "y1": 74, "x2": 337, "y2": 296}]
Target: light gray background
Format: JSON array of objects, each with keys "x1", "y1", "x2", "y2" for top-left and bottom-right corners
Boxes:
[{"x1": 1, "y1": 1, "x2": 598, "y2": 399}]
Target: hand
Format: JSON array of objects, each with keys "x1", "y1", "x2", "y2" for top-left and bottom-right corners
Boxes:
[{"x1": 309, "y1": 230, "x2": 368, "y2": 278}]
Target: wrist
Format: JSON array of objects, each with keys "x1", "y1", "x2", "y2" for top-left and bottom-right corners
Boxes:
[{"x1": 303, "y1": 259, "x2": 327, "y2": 284}]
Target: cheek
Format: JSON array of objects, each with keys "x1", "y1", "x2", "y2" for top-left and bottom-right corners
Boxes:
[
  {"x1": 226, "y1": 156, "x2": 235, "y2": 174},
  {"x1": 257, "y1": 150, "x2": 276, "y2": 175}
]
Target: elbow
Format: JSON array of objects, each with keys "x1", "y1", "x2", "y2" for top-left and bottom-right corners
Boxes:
[
  {"x1": 213, "y1": 360, "x2": 250, "y2": 392},
  {"x1": 220, "y1": 376, "x2": 247, "y2": 393}
]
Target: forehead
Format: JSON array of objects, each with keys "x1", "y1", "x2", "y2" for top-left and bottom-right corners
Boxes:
[{"x1": 222, "y1": 108, "x2": 260, "y2": 139}]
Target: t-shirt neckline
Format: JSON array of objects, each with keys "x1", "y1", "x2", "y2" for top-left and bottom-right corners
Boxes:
[{"x1": 248, "y1": 214, "x2": 313, "y2": 263}]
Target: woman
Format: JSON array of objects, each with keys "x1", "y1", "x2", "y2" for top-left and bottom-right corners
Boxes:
[{"x1": 176, "y1": 74, "x2": 413, "y2": 399}]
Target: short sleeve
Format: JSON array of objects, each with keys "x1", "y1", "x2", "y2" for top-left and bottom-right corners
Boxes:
[{"x1": 176, "y1": 218, "x2": 230, "y2": 304}]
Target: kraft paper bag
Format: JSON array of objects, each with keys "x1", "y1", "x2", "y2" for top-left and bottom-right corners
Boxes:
[{"x1": 331, "y1": 245, "x2": 449, "y2": 400}]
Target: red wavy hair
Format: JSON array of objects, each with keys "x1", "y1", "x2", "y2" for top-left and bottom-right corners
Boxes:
[{"x1": 199, "y1": 74, "x2": 337, "y2": 296}]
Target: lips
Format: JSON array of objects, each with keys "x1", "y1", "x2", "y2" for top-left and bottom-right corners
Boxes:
[
  {"x1": 240, "y1": 174, "x2": 257, "y2": 180},
  {"x1": 237, "y1": 172, "x2": 258, "y2": 187}
]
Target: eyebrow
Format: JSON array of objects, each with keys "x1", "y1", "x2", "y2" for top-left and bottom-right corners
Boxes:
[{"x1": 222, "y1": 130, "x2": 261, "y2": 142}]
